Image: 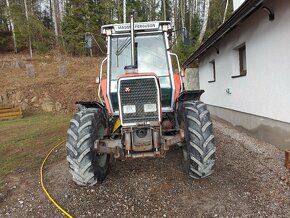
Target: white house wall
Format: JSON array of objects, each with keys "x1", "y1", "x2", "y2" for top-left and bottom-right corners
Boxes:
[{"x1": 199, "y1": 0, "x2": 290, "y2": 124}]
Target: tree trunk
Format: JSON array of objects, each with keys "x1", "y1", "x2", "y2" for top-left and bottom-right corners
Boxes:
[
  {"x1": 170, "y1": 0, "x2": 177, "y2": 44},
  {"x1": 116, "y1": 0, "x2": 120, "y2": 22},
  {"x1": 162, "y1": 0, "x2": 166, "y2": 20},
  {"x1": 198, "y1": 0, "x2": 210, "y2": 43},
  {"x1": 189, "y1": 0, "x2": 192, "y2": 31},
  {"x1": 51, "y1": 0, "x2": 59, "y2": 37},
  {"x1": 152, "y1": 0, "x2": 156, "y2": 20},
  {"x1": 181, "y1": 0, "x2": 185, "y2": 28},
  {"x1": 23, "y1": 0, "x2": 32, "y2": 58},
  {"x1": 223, "y1": 0, "x2": 229, "y2": 23},
  {"x1": 5, "y1": 0, "x2": 17, "y2": 53},
  {"x1": 123, "y1": 0, "x2": 126, "y2": 23}
]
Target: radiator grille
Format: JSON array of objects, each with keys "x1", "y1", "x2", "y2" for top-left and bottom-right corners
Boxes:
[{"x1": 119, "y1": 77, "x2": 160, "y2": 125}]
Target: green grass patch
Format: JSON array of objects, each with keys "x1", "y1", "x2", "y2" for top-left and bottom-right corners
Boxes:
[{"x1": 0, "y1": 113, "x2": 72, "y2": 188}]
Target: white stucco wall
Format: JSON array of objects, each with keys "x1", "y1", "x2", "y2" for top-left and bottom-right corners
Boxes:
[{"x1": 198, "y1": 0, "x2": 290, "y2": 123}]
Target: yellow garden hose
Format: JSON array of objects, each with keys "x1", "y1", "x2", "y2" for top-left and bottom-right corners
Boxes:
[{"x1": 40, "y1": 139, "x2": 73, "y2": 218}]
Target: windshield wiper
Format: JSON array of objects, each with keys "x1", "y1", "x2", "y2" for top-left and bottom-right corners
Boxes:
[{"x1": 116, "y1": 37, "x2": 131, "y2": 56}]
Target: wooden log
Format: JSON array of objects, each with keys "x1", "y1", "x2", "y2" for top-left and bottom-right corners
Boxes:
[
  {"x1": 0, "y1": 111, "x2": 23, "y2": 119},
  {"x1": 0, "y1": 104, "x2": 13, "y2": 109},
  {"x1": 0, "y1": 114, "x2": 23, "y2": 120},
  {"x1": 0, "y1": 107, "x2": 21, "y2": 114}
]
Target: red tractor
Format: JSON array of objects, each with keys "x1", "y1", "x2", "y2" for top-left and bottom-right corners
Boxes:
[{"x1": 66, "y1": 17, "x2": 216, "y2": 186}]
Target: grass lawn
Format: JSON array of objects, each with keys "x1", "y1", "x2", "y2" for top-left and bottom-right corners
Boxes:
[{"x1": 0, "y1": 113, "x2": 71, "y2": 188}]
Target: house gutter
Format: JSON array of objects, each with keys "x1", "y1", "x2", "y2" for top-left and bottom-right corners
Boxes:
[{"x1": 182, "y1": 0, "x2": 265, "y2": 68}]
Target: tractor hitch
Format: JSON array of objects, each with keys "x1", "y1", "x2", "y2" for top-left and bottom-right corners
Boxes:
[{"x1": 95, "y1": 129, "x2": 185, "y2": 159}]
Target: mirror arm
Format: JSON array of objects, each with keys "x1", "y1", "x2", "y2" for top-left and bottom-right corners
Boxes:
[
  {"x1": 170, "y1": 52, "x2": 184, "y2": 92},
  {"x1": 98, "y1": 57, "x2": 108, "y2": 103},
  {"x1": 170, "y1": 52, "x2": 181, "y2": 73}
]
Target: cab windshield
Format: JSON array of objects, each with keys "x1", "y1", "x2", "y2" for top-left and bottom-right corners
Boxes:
[{"x1": 110, "y1": 33, "x2": 169, "y2": 79}]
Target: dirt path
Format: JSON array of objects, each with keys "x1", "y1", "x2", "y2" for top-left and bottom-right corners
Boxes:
[{"x1": 1, "y1": 119, "x2": 290, "y2": 218}]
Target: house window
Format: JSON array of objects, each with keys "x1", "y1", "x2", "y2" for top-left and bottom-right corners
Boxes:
[
  {"x1": 208, "y1": 60, "x2": 216, "y2": 83},
  {"x1": 239, "y1": 45, "x2": 247, "y2": 75},
  {"x1": 232, "y1": 44, "x2": 247, "y2": 78}
]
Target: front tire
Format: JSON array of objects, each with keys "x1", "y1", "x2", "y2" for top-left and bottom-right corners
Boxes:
[
  {"x1": 181, "y1": 100, "x2": 216, "y2": 179},
  {"x1": 66, "y1": 108, "x2": 109, "y2": 186}
]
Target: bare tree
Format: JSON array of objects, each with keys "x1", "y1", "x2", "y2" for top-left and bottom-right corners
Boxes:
[
  {"x1": 189, "y1": 0, "x2": 192, "y2": 31},
  {"x1": 162, "y1": 0, "x2": 166, "y2": 20},
  {"x1": 5, "y1": 0, "x2": 17, "y2": 53},
  {"x1": 23, "y1": 0, "x2": 32, "y2": 58},
  {"x1": 123, "y1": 0, "x2": 126, "y2": 22},
  {"x1": 198, "y1": 0, "x2": 210, "y2": 43},
  {"x1": 51, "y1": 0, "x2": 59, "y2": 37},
  {"x1": 223, "y1": 0, "x2": 229, "y2": 23},
  {"x1": 181, "y1": 0, "x2": 185, "y2": 28}
]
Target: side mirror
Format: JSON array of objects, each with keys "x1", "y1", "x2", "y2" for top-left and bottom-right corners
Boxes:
[
  {"x1": 182, "y1": 28, "x2": 190, "y2": 46},
  {"x1": 96, "y1": 76, "x2": 100, "y2": 84}
]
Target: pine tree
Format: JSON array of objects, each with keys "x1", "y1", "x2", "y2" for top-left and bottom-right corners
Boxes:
[
  {"x1": 62, "y1": 0, "x2": 107, "y2": 54},
  {"x1": 0, "y1": 0, "x2": 234, "y2": 56},
  {"x1": 204, "y1": 0, "x2": 233, "y2": 40}
]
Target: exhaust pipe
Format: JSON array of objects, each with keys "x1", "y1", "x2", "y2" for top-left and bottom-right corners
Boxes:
[
  {"x1": 125, "y1": 13, "x2": 138, "y2": 73},
  {"x1": 130, "y1": 14, "x2": 135, "y2": 67}
]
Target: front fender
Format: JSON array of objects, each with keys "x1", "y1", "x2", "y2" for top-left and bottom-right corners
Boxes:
[{"x1": 177, "y1": 90, "x2": 205, "y2": 102}]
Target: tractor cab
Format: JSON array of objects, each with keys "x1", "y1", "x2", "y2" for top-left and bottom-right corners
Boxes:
[{"x1": 100, "y1": 20, "x2": 182, "y2": 119}]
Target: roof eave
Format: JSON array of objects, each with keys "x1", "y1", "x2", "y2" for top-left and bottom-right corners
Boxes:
[{"x1": 182, "y1": 0, "x2": 265, "y2": 68}]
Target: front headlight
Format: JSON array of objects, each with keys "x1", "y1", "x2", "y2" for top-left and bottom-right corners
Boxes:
[
  {"x1": 123, "y1": 105, "x2": 136, "y2": 114},
  {"x1": 144, "y1": 103, "x2": 157, "y2": 113}
]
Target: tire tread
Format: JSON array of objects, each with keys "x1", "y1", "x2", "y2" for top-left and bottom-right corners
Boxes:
[
  {"x1": 182, "y1": 100, "x2": 216, "y2": 179},
  {"x1": 66, "y1": 108, "x2": 108, "y2": 186}
]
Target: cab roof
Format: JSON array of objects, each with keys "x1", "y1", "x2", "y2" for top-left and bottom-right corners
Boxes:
[{"x1": 101, "y1": 21, "x2": 172, "y2": 35}]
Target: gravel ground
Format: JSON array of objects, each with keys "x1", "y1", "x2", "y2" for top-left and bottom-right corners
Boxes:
[{"x1": 1, "y1": 118, "x2": 290, "y2": 218}]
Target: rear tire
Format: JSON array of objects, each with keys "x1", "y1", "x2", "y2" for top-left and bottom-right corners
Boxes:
[
  {"x1": 181, "y1": 100, "x2": 216, "y2": 179},
  {"x1": 66, "y1": 108, "x2": 109, "y2": 186}
]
